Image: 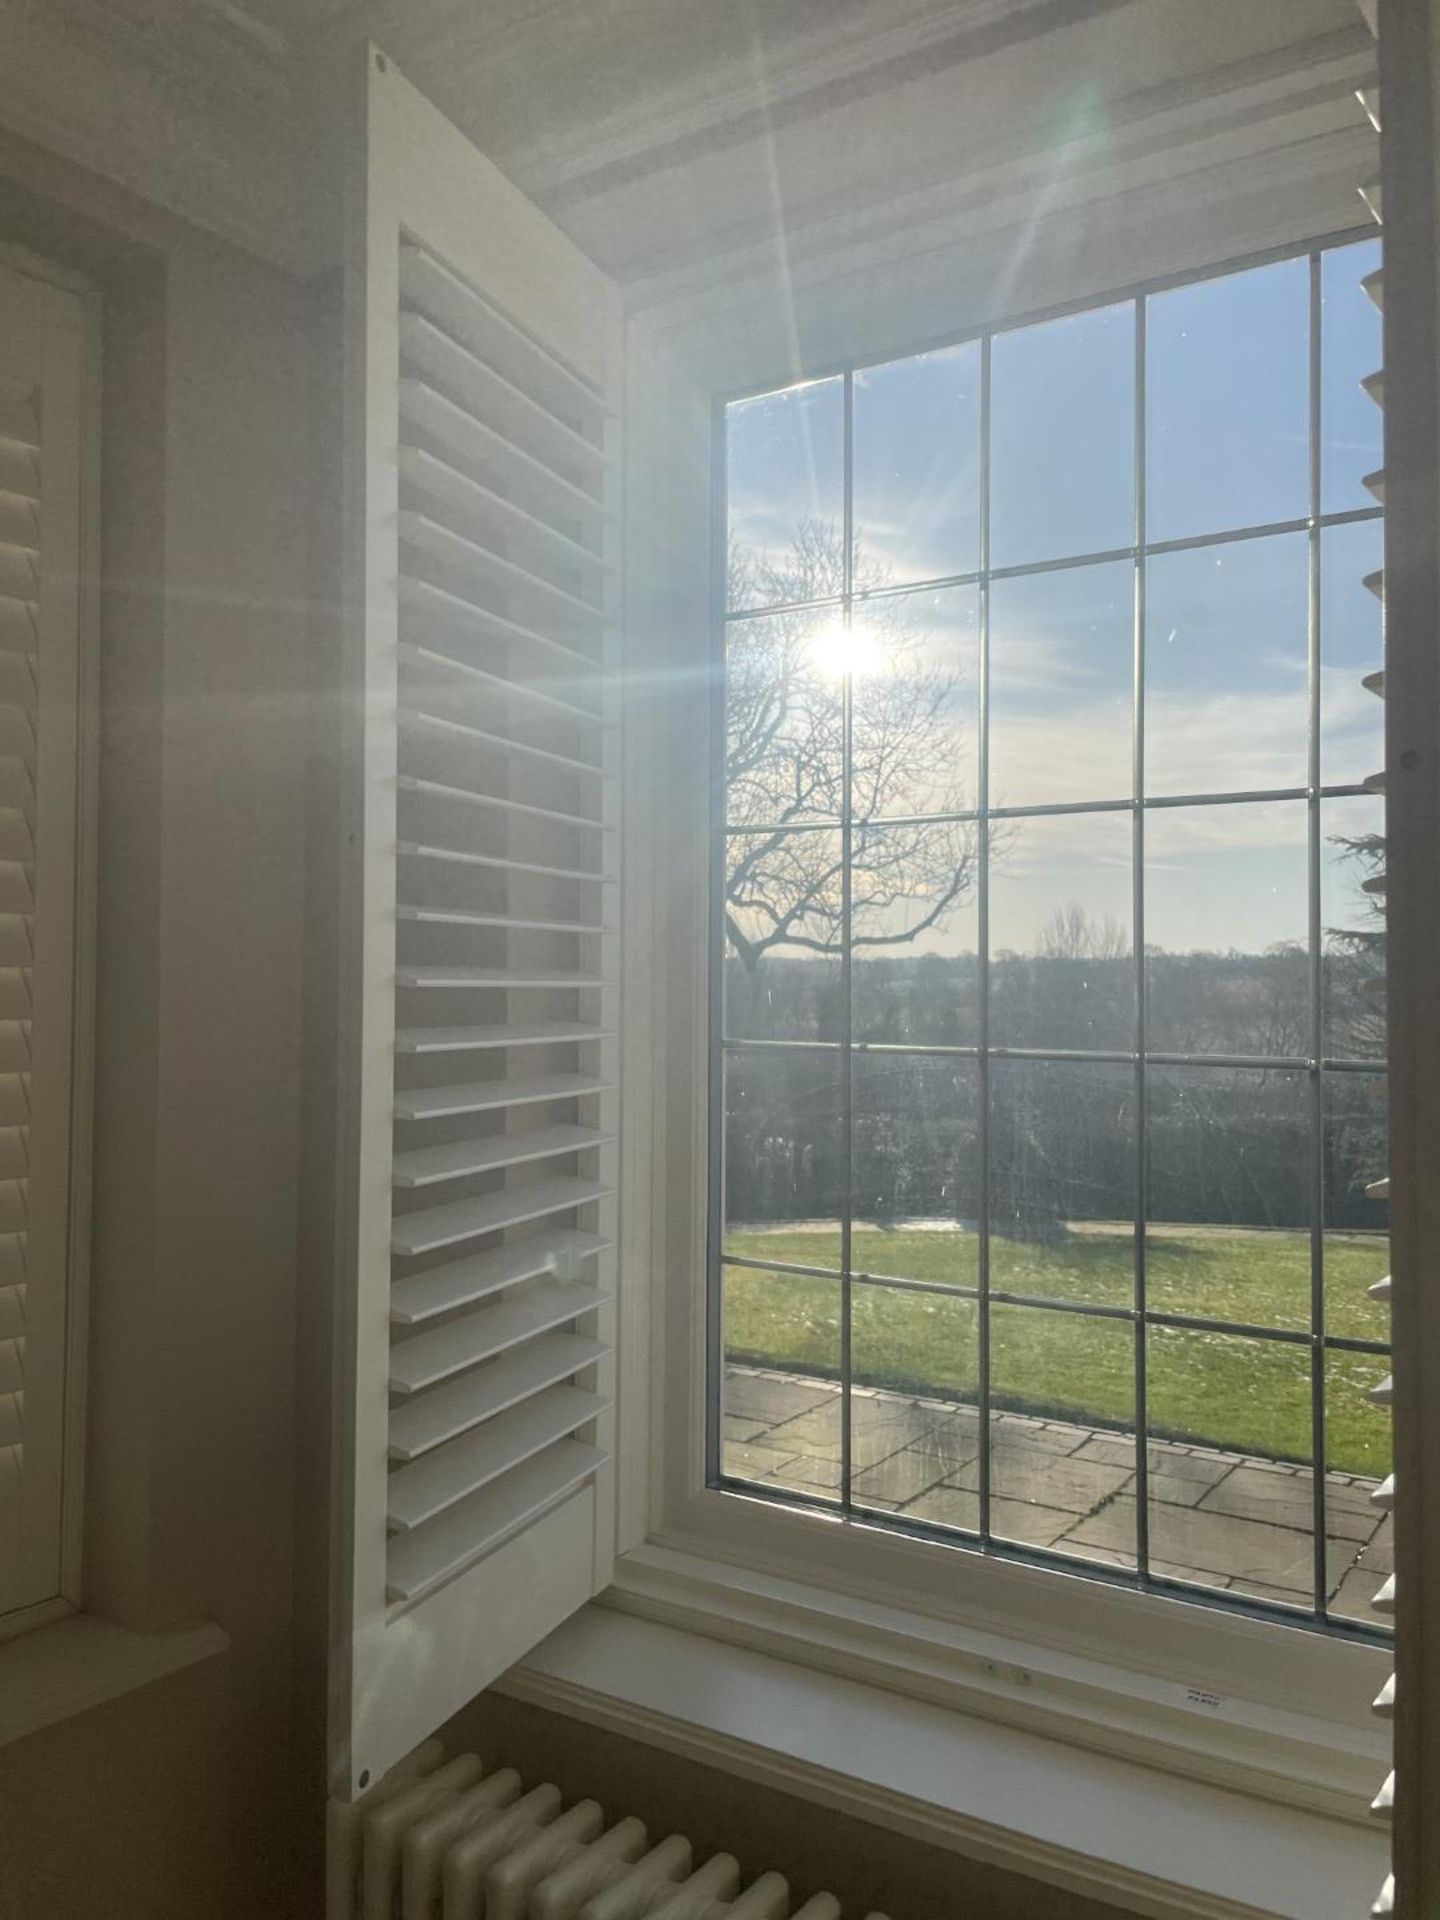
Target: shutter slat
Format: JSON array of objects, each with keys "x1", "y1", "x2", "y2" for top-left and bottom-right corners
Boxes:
[
  {"x1": 400, "y1": 842, "x2": 609, "y2": 885},
  {"x1": 396, "y1": 707, "x2": 604, "y2": 779},
  {"x1": 0, "y1": 1280, "x2": 23, "y2": 1340},
  {"x1": 390, "y1": 1229, "x2": 608, "y2": 1327},
  {"x1": 397, "y1": 310, "x2": 605, "y2": 486},
  {"x1": 385, "y1": 1439, "x2": 606, "y2": 1605},
  {"x1": 396, "y1": 906, "x2": 610, "y2": 935},
  {"x1": 0, "y1": 600, "x2": 38, "y2": 659},
  {"x1": 400, "y1": 509, "x2": 604, "y2": 627},
  {"x1": 400, "y1": 444, "x2": 612, "y2": 580},
  {"x1": 397, "y1": 772, "x2": 609, "y2": 834},
  {"x1": 1374, "y1": 1673, "x2": 1395, "y2": 1718},
  {"x1": 400, "y1": 572, "x2": 601, "y2": 676},
  {"x1": 392, "y1": 1123, "x2": 608, "y2": 1189},
  {"x1": 0, "y1": 495, "x2": 38, "y2": 551},
  {"x1": 397, "y1": 638, "x2": 603, "y2": 725},
  {"x1": 393, "y1": 1022, "x2": 606, "y2": 1052},
  {"x1": 0, "y1": 442, "x2": 38, "y2": 498},
  {"x1": 400, "y1": 378, "x2": 609, "y2": 538},
  {"x1": 399, "y1": 244, "x2": 610, "y2": 428},
  {"x1": 396, "y1": 967, "x2": 603, "y2": 991},
  {"x1": 397, "y1": 1025, "x2": 606, "y2": 1057},
  {"x1": 390, "y1": 1176, "x2": 610, "y2": 1257},
  {"x1": 394, "y1": 1073, "x2": 609, "y2": 1123},
  {"x1": 1369, "y1": 1274, "x2": 1392, "y2": 1302},
  {"x1": 391, "y1": 1278, "x2": 611, "y2": 1394},
  {"x1": 387, "y1": 1385, "x2": 606, "y2": 1531},
  {"x1": 388, "y1": 1331, "x2": 607, "y2": 1460},
  {"x1": 0, "y1": 389, "x2": 38, "y2": 451}
]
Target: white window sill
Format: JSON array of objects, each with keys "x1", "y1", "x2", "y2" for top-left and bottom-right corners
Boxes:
[
  {"x1": 499, "y1": 1551, "x2": 1390, "y2": 1920},
  {"x1": 0, "y1": 1612, "x2": 229, "y2": 1747}
]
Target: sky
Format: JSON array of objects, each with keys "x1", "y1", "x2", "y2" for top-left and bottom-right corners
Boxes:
[{"x1": 724, "y1": 238, "x2": 1384, "y2": 957}]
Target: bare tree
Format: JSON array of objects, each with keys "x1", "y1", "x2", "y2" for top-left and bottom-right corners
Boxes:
[
  {"x1": 1036, "y1": 902, "x2": 1129, "y2": 962},
  {"x1": 725, "y1": 522, "x2": 981, "y2": 970}
]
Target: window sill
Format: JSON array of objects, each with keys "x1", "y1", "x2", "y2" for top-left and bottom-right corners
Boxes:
[
  {"x1": 501, "y1": 1595, "x2": 1389, "y2": 1920},
  {"x1": 0, "y1": 1612, "x2": 229, "y2": 1748}
]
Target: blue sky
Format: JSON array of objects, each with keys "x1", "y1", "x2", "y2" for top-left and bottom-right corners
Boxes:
[{"x1": 725, "y1": 239, "x2": 1384, "y2": 959}]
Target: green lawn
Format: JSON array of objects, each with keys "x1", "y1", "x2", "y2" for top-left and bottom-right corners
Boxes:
[{"x1": 723, "y1": 1224, "x2": 1391, "y2": 1475}]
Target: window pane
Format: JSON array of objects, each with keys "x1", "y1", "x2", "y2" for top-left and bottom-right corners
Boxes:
[
  {"x1": 1323, "y1": 1069, "x2": 1389, "y2": 1343},
  {"x1": 988, "y1": 810, "x2": 1134, "y2": 1050},
  {"x1": 1320, "y1": 518, "x2": 1385, "y2": 788},
  {"x1": 1147, "y1": 257, "x2": 1310, "y2": 543},
  {"x1": 989, "y1": 560, "x2": 1134, "y2": 808},
  {"x1": 990, "y1": 303, "x2": 1134, "y2": 568},
  {"x1": 723, "y1": 831, "x2": 842, "y2": 1043},
  {"x1": 726, "y1": 379, "x2": 844, "y2": 612},
  {"x1": 852, "y1": 821, "x2": 979, "y2": 1047},
  {"x1": 725, "y1": 606, "x2": 843, "y2": 827},
  {"x1": 1146, "y1": 1327, "x2": 1313, "y2": 1607},
  {"x1": 1145, "y1": 801, "x2": 1308, "y2": 1056},
  {"x1": 851, "y1": 1286, "x2": 979, "y2": 1516},
  {"x1": 724, "y1": 1050, "x2": 843, "y2": 1272},
  {"x1": 1322, "y1": 794, "x2": 1386, "y2": 1060},
  {"x1": 989, "y1": 1306, "x2": 1136, "y2": 1559},
  {"x1": 1146, "y1": 533, "x2": 1308, "y2": 798},
  {"x1": 854, "y1": 344, "x2": 981, "y2": 586},
  {"x1": 1325, "y1": 1350, "x2": 1392, "y2": 1627},
  {"x1": 721, "y1": 1265, "x2": 842, "y2": 1505},
  {"x1": 850, "y1": 1055, "x2": 979, "y2": 1286},
  {"x1": 1146, "y1": 1065, "x2": 1310, "y2": 1331},
  {"x1": 852, "y1": 585, "x2": 980, "y2": 820},
  {"x1": 989, "y1": 1060, "x2": 1135, "y2": 1308},
  {"x1": 1322, "y1": 239, "x2": 1385, "y2": 516}
]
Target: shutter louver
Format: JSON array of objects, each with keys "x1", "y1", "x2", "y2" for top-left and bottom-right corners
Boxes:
[
  {"x1": 1350, "y1": 24, "x2": 1394, "y2": 1910},
  {"x1": 333, "y1": 50, "x2": 622, "y2": 1796},
  {"x1": 0, "y1": 255, "x2": 91, "y2": 1623}
]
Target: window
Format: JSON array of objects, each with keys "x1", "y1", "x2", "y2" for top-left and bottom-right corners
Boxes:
[
  {"x1": 0, "y1": 249, "x2": 97, "y2": 1634},
  {"x1": 713, "y1": 238, "x2": 1390, "y2": 1635}
]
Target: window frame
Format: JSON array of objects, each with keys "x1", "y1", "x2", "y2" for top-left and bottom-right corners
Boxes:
[{"x1": 622, "y1": 227, "x2": 1394, "y2": 1772}]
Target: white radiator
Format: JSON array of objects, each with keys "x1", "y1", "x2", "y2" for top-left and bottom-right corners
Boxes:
[{"x1": 328, "y1": 1740, "x2": 893, "y2": 1920}]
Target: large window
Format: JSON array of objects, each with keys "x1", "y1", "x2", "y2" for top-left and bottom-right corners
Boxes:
[{"x1": 713, "y1": 237, "x2": 1390, "y2": 1634}]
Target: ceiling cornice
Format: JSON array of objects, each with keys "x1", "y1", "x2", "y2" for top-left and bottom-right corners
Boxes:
[
  {"x1": 513, "y1": 0, "x2": 1137, "y2": 202},
  {"x1": 613, "y1": 26, "x2": 1377, "y2": 299}
]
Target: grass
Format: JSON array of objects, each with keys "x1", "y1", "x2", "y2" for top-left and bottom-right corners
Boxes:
[{"x1": 723, "y1": 1224, "x2": 1392, "y2": 1476}]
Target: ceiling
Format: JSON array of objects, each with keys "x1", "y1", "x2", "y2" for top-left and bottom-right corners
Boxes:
[{"x1": 3, "y1": 0, "x2": 1377, "y2": 337}]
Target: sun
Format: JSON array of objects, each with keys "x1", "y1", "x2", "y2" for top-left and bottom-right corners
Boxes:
[{"x1": 807, "y1": 617, "x2": 883, "y2": 681}]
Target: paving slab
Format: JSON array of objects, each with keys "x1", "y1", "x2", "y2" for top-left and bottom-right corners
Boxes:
[
  {"x1": 949, "y1": 1445, "x2": 1131, "y2": 1515},
  {"x1": 724, "y1": 1370, "x2": 836, "y2": 1428},
  {"x1": 1198, "y1": 1462, "x2": 1381, "y2": 1543},
  {"x1": 721, "y1": 1441, "x2": 801, "y2": 1483}
]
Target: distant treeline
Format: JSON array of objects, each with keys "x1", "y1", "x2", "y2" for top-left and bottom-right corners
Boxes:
[{"x1": 725, "y1": 949, "x2": 1387, "y2": 1237}]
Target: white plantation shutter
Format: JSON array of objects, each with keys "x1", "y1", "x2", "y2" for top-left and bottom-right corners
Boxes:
[
  {"x1": 332, "y1": 50, "x2": 622, "y2": 1794},
  {"x1": 0, "y1": 254, "x2": 92, "y2": 1623}
]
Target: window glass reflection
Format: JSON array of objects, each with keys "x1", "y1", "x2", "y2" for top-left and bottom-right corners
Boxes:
[
  {"x1": 988, "y1": 811, "x2": 1133, "y2": 1051},
  {"x1": 989, "y1": 1061, "x2": 1135, "y2": 1308},
  {"x1": 990, "y1": 303, "x2": 1134, "y2": 567},
  {"x1": 851, "y1": 586, "x2": 979, "y2": 820},
  {"x1": 1146, "y1": 534, "x2": 1308, "y2": 797},
  {"x1": 1145, "y1": 801, "x2": 1308, "y2": 1056},
  {"x1": 724, "y1": 1049, "x2": 844, "y2": 1271},
  {"x1": 989, "y1": 561, "x2": 1134, "y2": 807},
  {"x1": 726, "y1": 379, "x2": 844, "y2": 612},
  {"x1": 1147, "y1": 257, "x2": 1310, "y2": 542},
  {"x1": 1146, "y1": 1065, "x2": 1310, "y2": 1331},
  {"x1": 854, "y1": 344, "x2": 981, "y2": 587}
]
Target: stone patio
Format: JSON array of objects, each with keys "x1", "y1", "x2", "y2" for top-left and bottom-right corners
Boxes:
[{"x1": 723, "y1": 1365, "x2": 1391, "y2": 1629}]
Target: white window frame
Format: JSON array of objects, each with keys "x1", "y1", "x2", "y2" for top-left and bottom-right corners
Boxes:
[
  {"x1": 606, "y1": 233, "x2": 1394, "y2": 1822},
  {"x1": 0, "y1": 241, "x2": 100, "y2": 1644}
]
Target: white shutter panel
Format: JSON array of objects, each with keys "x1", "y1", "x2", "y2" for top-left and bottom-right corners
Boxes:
[
  {"x1": 332, "y1": 50, "x2": 621, "y2": 1794},
  {"x1": 0, "y1": 254, "x2": 92, "y2": 1621}
]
